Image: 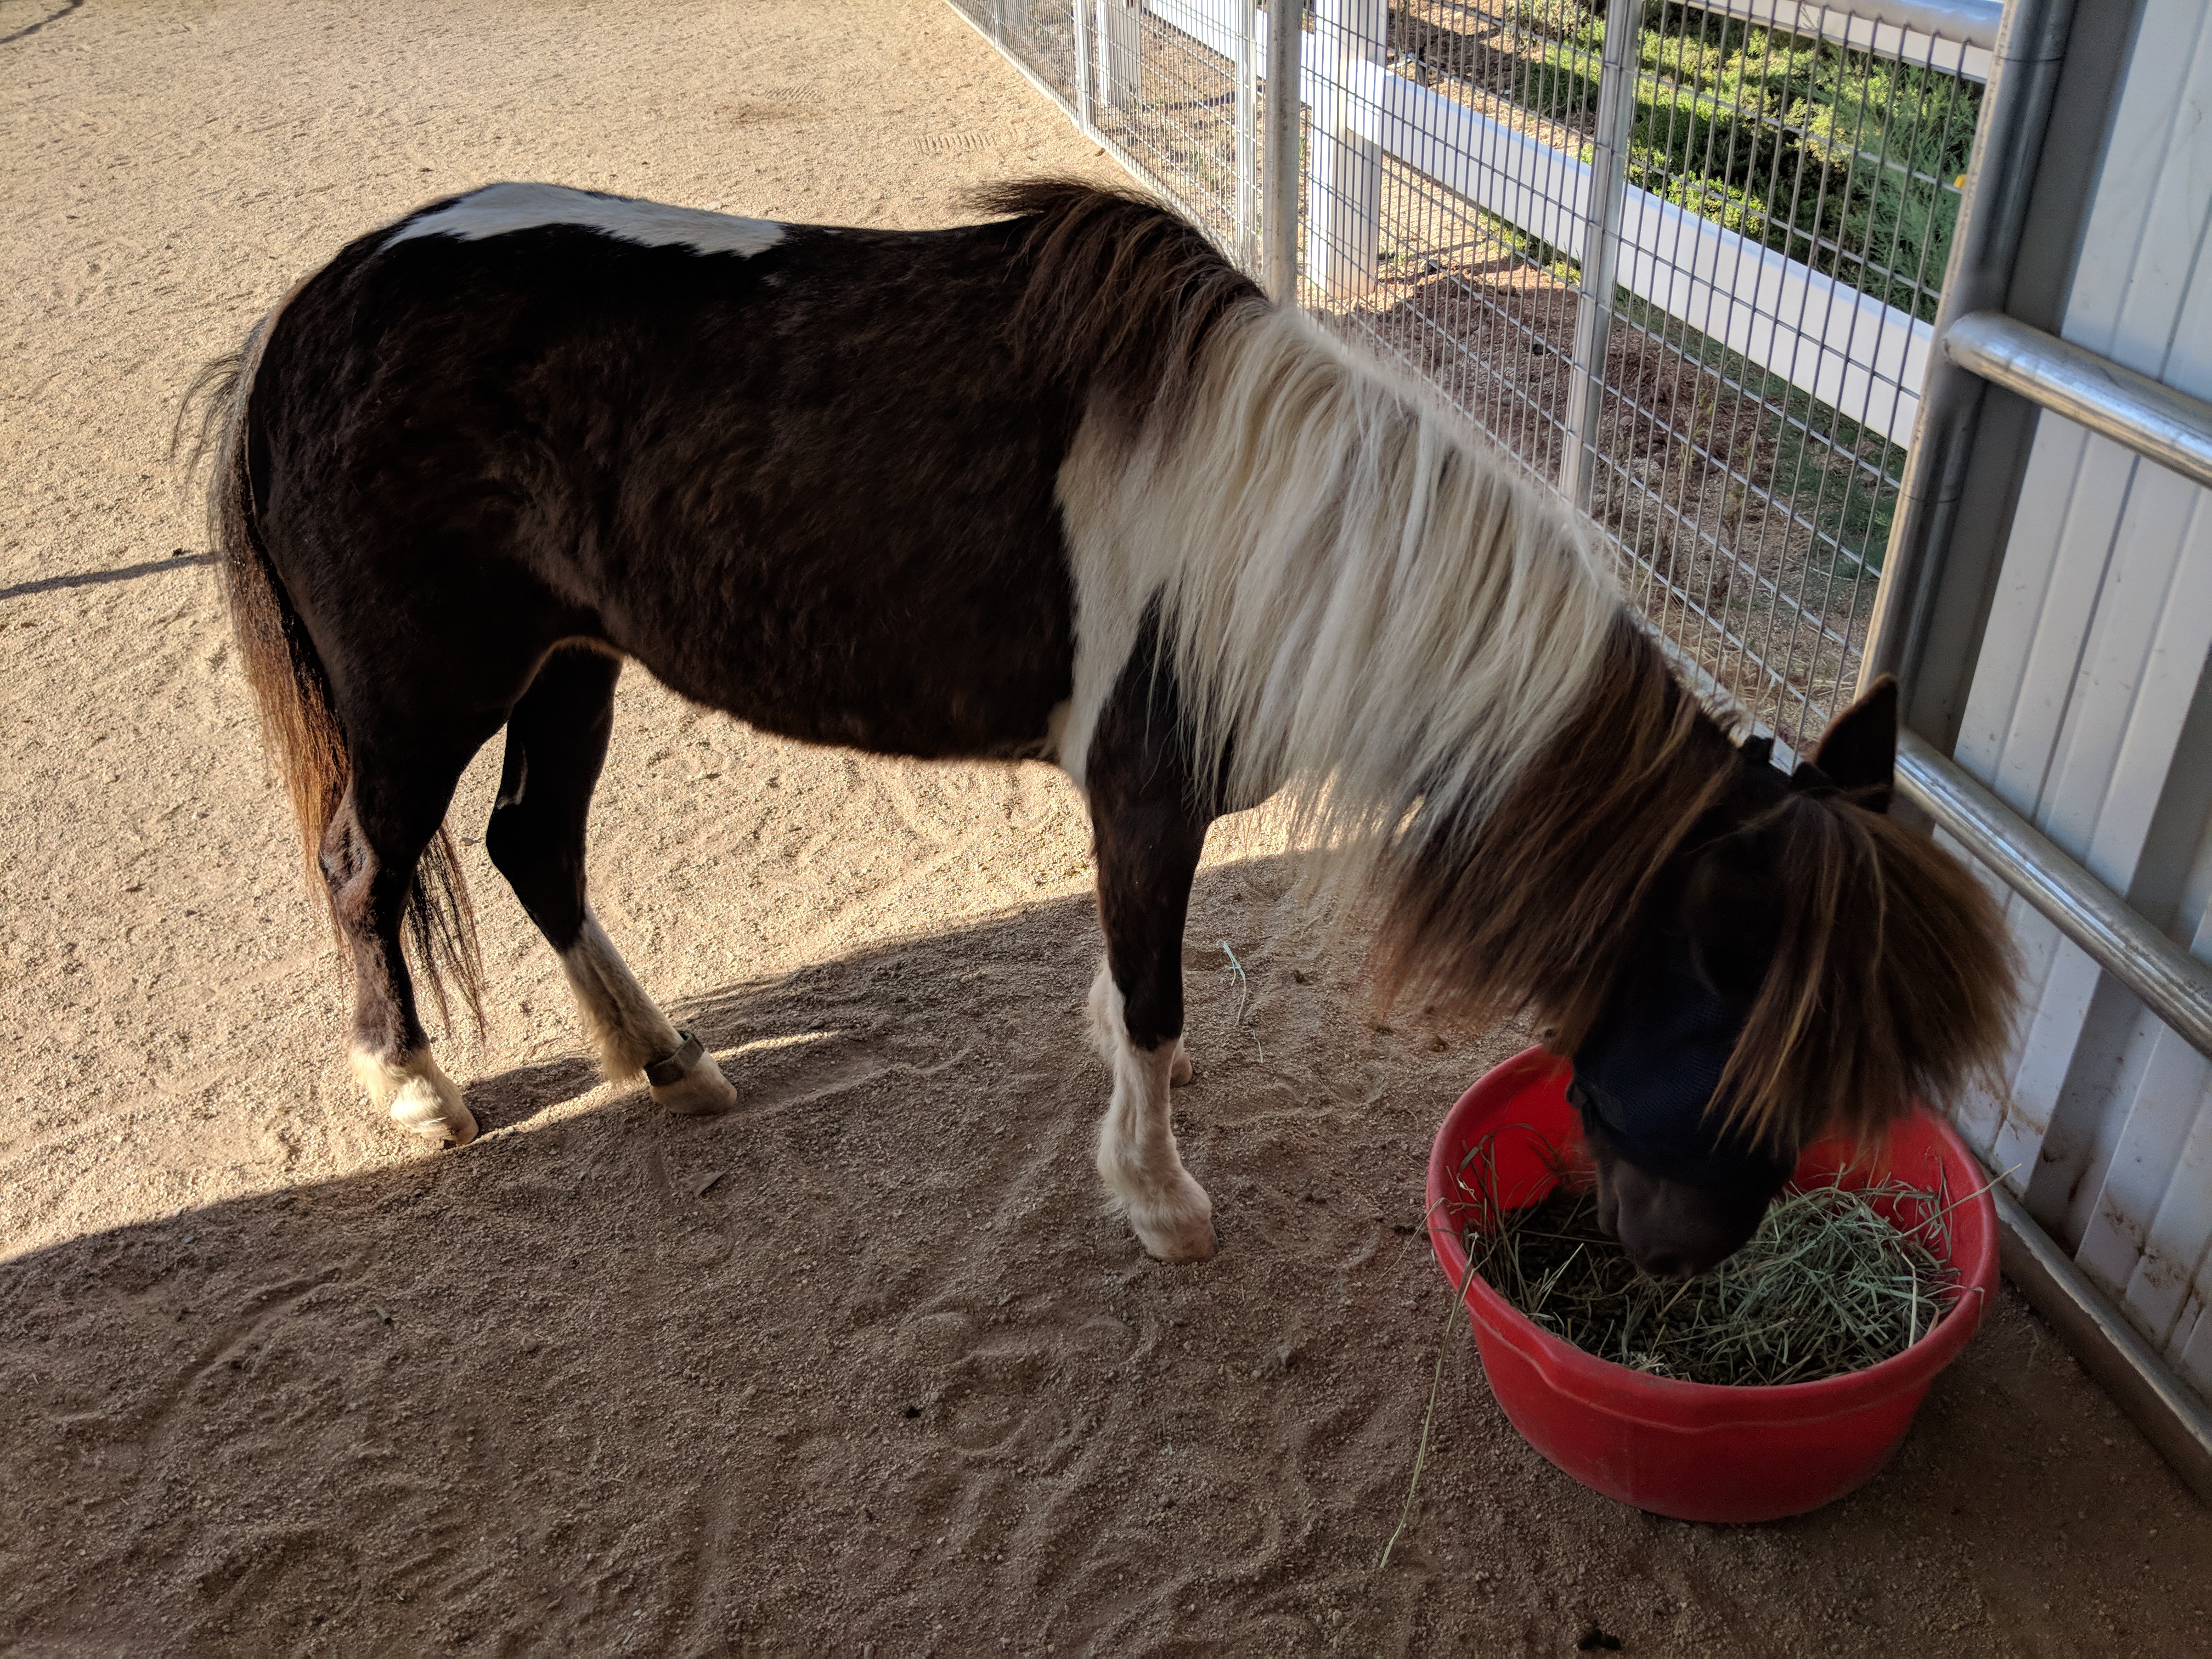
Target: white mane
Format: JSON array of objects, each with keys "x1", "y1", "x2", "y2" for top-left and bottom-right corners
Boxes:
[{"x1": 1056, "y1": 303, "x2": 1621, "y2": 894}]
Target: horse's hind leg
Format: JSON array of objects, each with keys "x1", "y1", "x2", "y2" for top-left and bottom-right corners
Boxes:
[
  {"x1": 323, "y1": 740, "x2": 486, "y2": 1147},
  {"x1": 485, "y1": 647, "x2": 736, "y2": 1114}
]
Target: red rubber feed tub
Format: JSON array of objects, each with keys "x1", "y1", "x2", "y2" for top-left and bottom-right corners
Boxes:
[{"x1": 1426, "y1": 1047, "x2": 1997, "y2": 1523}]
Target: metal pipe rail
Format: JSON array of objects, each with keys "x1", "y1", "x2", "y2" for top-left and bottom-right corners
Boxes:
[
  {"x1": 1887, "y1": 306, "x2": 2212, "y2": 1065},
  {"x1": 1943, "y1": 309, "x2": 2212, "y2": 493},
  {"x1": 1690, "y1": 0, "x2": 2003, "y2": 58},
  {"x1": 1559, "y1": 0, "x2": 1646, "y2": 512},
  {"x1": 1844, "y1": 0, "x2": 2212, "y2": 1508},
  {"x1": 1897, "y1": 731, "x2": 2212, "y2": 1060},
  {"x1": 1263, "y1": 0, "x2": 1302, "y2": 301},
  {"x1": 1859, "y1": 0, "x2": 2076, "y2": 695},
  {"x1": 1803, "y1": 0, "x2": 2000, "y2": 42}
]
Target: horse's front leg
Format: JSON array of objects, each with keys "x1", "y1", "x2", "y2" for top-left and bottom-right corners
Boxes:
[{"x1": 1086, "y1": 746, "x2": 1216, "y2": 1262}]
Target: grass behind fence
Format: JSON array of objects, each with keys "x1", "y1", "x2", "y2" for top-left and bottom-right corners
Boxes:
[
  {"x1": 1475, "y1": 1, "x2": 1979, "y2": 322},
  {"x1": 1606, "y1": 286, "x2": 1904, "y2": 580}
]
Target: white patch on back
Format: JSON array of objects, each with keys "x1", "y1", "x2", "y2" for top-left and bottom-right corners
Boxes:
[{"x1": 384, "y1": 182, "x2": 786, "y2": 258}]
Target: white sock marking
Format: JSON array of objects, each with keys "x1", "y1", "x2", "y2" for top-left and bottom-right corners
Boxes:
[
  {"x1": 557, "y1": 911, "x2": 737, "y2": 1113},
  {"x1": 350, "y1": 1046, "x2": 476, "y2": 1147},
  {"x1": 1087, "y1": 962, "x2": 1214, "y2": 1261},
  {"x1": 558, "y1": 911, "x2": 685, "y2": 1080}
]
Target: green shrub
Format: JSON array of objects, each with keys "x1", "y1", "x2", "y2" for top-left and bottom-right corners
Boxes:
[
  {"x1": 1492, "y1": 2, "x2": 1978, "y2": 320},
  {"x1": 1508, "y1": 0, "x2": 1599, "y2": 44}
]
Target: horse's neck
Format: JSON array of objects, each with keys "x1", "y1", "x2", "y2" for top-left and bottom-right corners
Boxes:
[{"x1": 1164, "y1": 312, "x2": 1621, "y2": 820}]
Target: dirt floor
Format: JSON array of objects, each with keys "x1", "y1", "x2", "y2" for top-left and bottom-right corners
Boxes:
[{"x1": 4, "y1": 2, "x2": 2210, "y2": 1654}]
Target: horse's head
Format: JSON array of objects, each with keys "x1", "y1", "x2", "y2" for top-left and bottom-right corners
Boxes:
[
  {"x1": 1566, "y1": 677, "x2": 2013, "y2": 1277},
  {"x1": 1370, "y1": 622, "x2": 2017, "y2": 1278}
]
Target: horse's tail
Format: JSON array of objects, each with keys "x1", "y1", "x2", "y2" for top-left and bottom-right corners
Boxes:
[
  {"x1": 177, "y1": 314, "x2": 484, "y2": 1032},
  {"x1": 178, "y1": 326, "x2": 346, "y2": 892}
]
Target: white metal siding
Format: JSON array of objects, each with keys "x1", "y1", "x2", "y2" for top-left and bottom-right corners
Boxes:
[{"x1": 1950, "y1": 0, "x2": 2212, "y2": 1404}]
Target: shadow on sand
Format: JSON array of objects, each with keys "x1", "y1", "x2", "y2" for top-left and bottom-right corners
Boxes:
[{"x1": 5, "y1": 857, "x2": 2205, "y2": 1656}]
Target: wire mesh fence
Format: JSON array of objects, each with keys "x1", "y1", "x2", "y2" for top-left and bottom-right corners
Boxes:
[
  {"x1": 946, "y1": 0, "x2": 1990, "y2": 751},
  {"x1": 948, "y1": 0, "x2": 1274, "y2": 268},
  {"x1": 1090, "y1": 1, "x2": 1258, "y2": 266}
]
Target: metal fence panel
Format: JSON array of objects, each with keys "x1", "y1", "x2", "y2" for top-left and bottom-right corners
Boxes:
[
  {"x1": 947, "y1": 0, "x2": 1273, "y2": 275},
  {"x1": 1942, "y1": 0, "x2": 2212, "y2": 1404},
  {"x1": 1305, "y1": 0, "x2": 1981, "y2": 749}
]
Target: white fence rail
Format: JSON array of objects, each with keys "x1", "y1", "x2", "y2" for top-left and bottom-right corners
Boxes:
[
  {"x1": 1152, "y1": 0, "x2": 1939, "y2": 445},
  {"x1": 1688, "y1": 0, "x2": 1994, "y2": 79}
]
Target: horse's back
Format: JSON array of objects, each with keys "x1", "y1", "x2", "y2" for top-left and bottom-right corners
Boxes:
[{"x1": 252, "y1": 185, "x2": 1081, "y2": 759}]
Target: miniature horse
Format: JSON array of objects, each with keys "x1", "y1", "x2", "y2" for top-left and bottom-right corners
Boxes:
[{"x1": 187, "y1": 179, "x2": 2013, "y2": 1273}]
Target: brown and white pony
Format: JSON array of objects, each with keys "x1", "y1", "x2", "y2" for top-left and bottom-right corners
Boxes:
[{"x1": 184, "y1": 179, "x2": 2013, "y2": 1273}]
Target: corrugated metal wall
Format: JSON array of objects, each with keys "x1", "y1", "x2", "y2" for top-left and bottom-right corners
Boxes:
[{"x1": 1950, "y1": 0, "x2": 2212, "y2": 1406}]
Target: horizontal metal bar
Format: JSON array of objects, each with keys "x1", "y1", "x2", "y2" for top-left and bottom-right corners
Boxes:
[
  {"x1": 1944, "y1": 308, "x2": 2212, "y2": 493},
  {"x1": 1824, "y1": 0, "x2": 2005, "y2": 44},
  {"x1": 1896, "y1": 730, "x2": 2212, "y2": 1059},
  {"x1": 1990, "y1": 1180, "x2": 2212, "y2": 1506}
]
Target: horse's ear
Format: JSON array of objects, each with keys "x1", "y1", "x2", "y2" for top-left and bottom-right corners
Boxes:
[{"x1": 1808, "y1": 675, "x2": 1897, "y2": 811}]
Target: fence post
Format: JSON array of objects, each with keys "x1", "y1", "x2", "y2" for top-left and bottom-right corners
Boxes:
[
  {"x1": 1099, "y1": 0, "x2": 1142, "y2": 112},
  {"x1": 1235, "y1": 0, "x2": 1259, "y2": 274},
  {"x1": 1074, "y1": 0, "x2": 1096, "y2": 133},
  {"x1": 1306, "y1": 0, "x2": 1385, "y2": 300},
  {"x1": 991, "y1": 0, "x2": 1005, "y2": 48},
  {"x1": 1263, "y1": 0, "x2": 1305, "y2": 303},
  {"x1": 1559, "y1": 0, "x2": 1645, "y2": 508},
  {"x1": 1857, "y1": 0, "x2": 2077, "y2": 710}
]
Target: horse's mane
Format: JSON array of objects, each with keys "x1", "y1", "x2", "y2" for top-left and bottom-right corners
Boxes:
[
  {"x1": 994, "y1": 181, "x2": 1632, "y2": 946},
  {"x1": 988, "y1": 178, "x2": 2015, "y2": 1147},
  {"x1": 972, "y1": 177, "x2": 1266, "y2": 449},
  {"x1": 1382, "y1": 619, "x2": 2017, "y2": 1147},
  {"x1": 1714, "y1": 782, "x2": 2017, "y2": 1148},
  {"x1": 1369, "y1": 614, "x2": 1734, "y2": 1045}
]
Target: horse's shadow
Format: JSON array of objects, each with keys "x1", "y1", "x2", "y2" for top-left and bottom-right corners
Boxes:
[
  {"x1": 0, "y1": 855, "x2": 2193, "y2": 1655},
  {"x1": 0, "y1": 872, "x2": 1144, "y2": 1645},
  {"x1": 459, "y1": 1051, "x2": 603, "y2": 1134},
  {"x1": 456, "y1": 864, "x2": 1147, "y2": 1137}
]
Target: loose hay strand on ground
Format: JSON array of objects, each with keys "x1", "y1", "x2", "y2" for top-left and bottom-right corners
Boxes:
[{"x1": 1460, "y1": 1141, "x2": 1963, "y2": 1386}]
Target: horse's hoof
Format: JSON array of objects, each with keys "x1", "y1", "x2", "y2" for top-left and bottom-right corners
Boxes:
[
  {"x1": 1138, "y1": 1215, "x2": 1217, "y2": 1262},
  {"x1": 652, "y1": 1051, "x2": 738, "y2": 1116},
  {"x1": 393, "y1": 1077, "x2": 477, "y2": 1147},
  {"x1": 1169, "y1": 1042, "x2": 1194, "y2": 1087},
  {"x1": 1127, "y1": 1179, "x2": 1216, "y2": 1262},
  {"x1": 353, "y1": 1047, "x2": 476, "y2": 1147}
]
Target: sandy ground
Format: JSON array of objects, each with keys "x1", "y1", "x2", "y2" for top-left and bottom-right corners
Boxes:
[{"x1": 3, "y1": 2, "x2": 2209, "y2": 1654}]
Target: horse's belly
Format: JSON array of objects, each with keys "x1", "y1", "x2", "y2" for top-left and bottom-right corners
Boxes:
[{"x1": 621, "y1": 567, "x2": 1077, "y2": 764}]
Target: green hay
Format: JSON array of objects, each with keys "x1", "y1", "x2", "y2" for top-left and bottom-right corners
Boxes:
[{"x1": 1461, "y1": 1142, "x2": 1962, "y2": 1387}]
